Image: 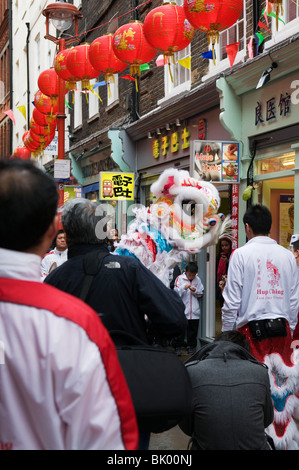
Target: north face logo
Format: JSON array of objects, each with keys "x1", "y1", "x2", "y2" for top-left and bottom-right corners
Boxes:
[{"x1": 266, "y1": 260, "x2": 280, "y2": 288}]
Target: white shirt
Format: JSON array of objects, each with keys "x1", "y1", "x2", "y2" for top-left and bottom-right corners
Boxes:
[
  {"x1": 222, "y1": 237, "x2": 299, "y2": 331},
  {"x1": 0, "y1": 248, "x2": 138, "y2": 450}
]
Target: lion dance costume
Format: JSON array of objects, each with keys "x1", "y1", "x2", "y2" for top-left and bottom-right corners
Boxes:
[{"x1": 115, "y1": 168, "x2": 229, "y2": 286}]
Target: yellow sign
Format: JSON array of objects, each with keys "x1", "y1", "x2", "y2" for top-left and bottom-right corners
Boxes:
[
  {"x1": 100, "y1": 172, "x2": 134, "y2": 200},
  {"x1": 152, "y1": 127, "x2": 190, "y2": 159}
]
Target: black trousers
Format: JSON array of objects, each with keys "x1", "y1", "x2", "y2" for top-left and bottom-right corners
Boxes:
[{"x1": 173, "y1": 319, "x2": 199, "y2": 348}]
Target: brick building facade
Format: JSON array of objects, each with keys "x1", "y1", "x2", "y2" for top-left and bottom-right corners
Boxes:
[{"x1": 0, "y1": 0, "x2": 10, "y2": 160}]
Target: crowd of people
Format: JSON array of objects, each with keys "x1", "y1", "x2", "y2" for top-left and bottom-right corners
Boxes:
[{"x1": 1, "y1": 159, "x2": 299, "y2": 451}]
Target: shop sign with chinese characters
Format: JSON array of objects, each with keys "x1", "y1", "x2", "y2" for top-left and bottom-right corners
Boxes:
[
  {"x1": 152, "y1": 127, "x2": 191, "y2": 159},
  {"x1": 191, "y1": 140, "x2": 240, "y2": 183},
  {"x1": 255, "y1": 92, "x2": 291, "y2": 126},
  {"x1": 231, "y1": 184, "x2": 239, "y2": 250},
  {"x1": 99, "y1": 172, "x2": 134, "y2": 200}
]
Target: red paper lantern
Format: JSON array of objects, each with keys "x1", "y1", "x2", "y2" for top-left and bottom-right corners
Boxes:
[
  {"x1": 54, "y1": 49, "x2": 77, "y2": 91},
  {"x1": 12, "y1": 146, "x2": 31, "y2": 160},
  {"x1": 66, "y1": 44, "x2": 99, "y2": 90},
  {"x1": 23, "y1": 131, "x2": 41, "y2": 152},
  {"x1": 143, "y1": 4, "x2": 195, "y2": 62},
  {"x1": 34, "y1": 91, "x2": 59, "y2": 117},
  {"x1": 30, "y1": 118, "x2": 53, "y2": 144},
  {"x1": 89, "y1": 34, "x2": 127, "y2": 83},
  {"x1": 32, "y1": 107, "x2": 57, "y2": 129},
  {"x1": 38, "y1": 68, "x2": 66, "y2": 106},
  {"x1": 183, "y1": 0, "x2": 243, "y2": 58},
  {"x1": 113, "y1": 21, "x2": 157, "y2": 79}
]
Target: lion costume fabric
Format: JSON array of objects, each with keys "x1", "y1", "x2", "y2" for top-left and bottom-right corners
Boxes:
[{"x1": 115, "y1": 169, "x2": 229, "y2": 286}]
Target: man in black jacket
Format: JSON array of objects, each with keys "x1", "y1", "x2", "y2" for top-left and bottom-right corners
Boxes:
[
  {"x1": 180, "y1": 331, "x2": 274, "y2": 450},
  {"x1": 45, "y1": 198, "x2": 187, "y2": 345}
]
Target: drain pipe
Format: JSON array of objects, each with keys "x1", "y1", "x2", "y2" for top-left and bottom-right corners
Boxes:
[
  {"x1": 132, "y1": 0, "x2": 139, "y2": 122},
  {"x1": 26, "y1": 23, "x2": 31, "y2": 130},
  {"x1": 9, "y1": 0, "x2": 13, "y2": 153}
]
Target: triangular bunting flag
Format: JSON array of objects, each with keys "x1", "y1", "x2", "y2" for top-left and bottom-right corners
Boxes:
[
  {"x1": 140, "y1": 63, "x2": 150, "y2": 72},
  {"x1": 258, "y1": 20, "x2": 272, "y2": 33},
  {"x1": 156, "y1": 54, "x2": 168, "y2": 67},
  {"x1": 226, "y1": 42, "x2": 239, "y2": 68},
  {"x1": 255, "y1": 32, "x2": 265, "y2": 46},
  {"x1": 248, "y1": 36, "x2": 254, "y2": 59},
  {"x1": 17, "y1": 105, "x2": 26, "y2": 120},
  {"x1": 202, "y1": 50, "x2": 215, "y2": 60},
  {"x1": 178, "y1": 57, "x2": 191, "y2": 69},
  {"x1": 93, "y1": 81, "x2": 106, "y2": 89},
  {"x1": 4, "y1": 110, "x2": 16, "y2": 125},
  {"x1": 121, "y1": 75, "x2": 136, "y2": 82}
]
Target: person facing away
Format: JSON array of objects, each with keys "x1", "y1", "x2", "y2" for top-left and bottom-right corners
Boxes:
[
  {"x1": 0, "y1": 160, "x2": 138, "y2": 450},
  {"x1": 45, "y1": 198, "x2": 187, "y2": 346},
  {"x1": 41, "y1": 229, "x2": 68, "y2": 280},
  {"x1": 173, "y1": 262, "x2": 204, "y2": 355},
  {"x1": 179, "y1": 330, "x2": 274, "y2": 450},
  {"x1": 221, "y1": 204, "x2": 299, "y2": 364}
]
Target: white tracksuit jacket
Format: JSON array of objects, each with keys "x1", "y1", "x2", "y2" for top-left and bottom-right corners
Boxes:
[
  {"x1": 41, "y1": 247, "x2": 68, "y2": 280},
  {"x1": 222, "y1": 237, "x2": 299, "y2": 332},
  {"x1": 174, "y1": 273, "x2": 204, "y2": 319},
  {"x1": 0, "y1": 248, "x2": 138, "y2": 450}
]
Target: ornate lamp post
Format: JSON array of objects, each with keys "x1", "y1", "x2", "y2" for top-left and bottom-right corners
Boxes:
[{"x1": 42, "y1": 3, "x2": 82, "y2": 222}]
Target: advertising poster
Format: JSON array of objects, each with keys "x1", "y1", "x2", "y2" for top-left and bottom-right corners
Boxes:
[
  {"x1": 191, "y1": 140, "x2": 240, "y2": 183},
  {"x1": 279, "y1": 195, "x2": 294, "y2": 247},
  {"x1": 63, "y1": 186, "x2": 83, "y2": 204},
  {"x1": 99, "y1": 172, "x2": 134, "y2": 200}
]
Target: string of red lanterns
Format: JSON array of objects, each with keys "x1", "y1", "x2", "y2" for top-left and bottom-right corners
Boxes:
[{"x1": 15, "y1": 0, "x2": 244, "y2": 159}]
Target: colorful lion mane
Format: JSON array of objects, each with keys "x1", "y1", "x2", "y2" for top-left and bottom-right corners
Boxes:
[{"x1": 115, "y1": 169, "x2": 230, "y2": 286}]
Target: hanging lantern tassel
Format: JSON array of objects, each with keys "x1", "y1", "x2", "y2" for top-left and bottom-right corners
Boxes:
[
  {"x1": 129, "y1": 65, "x2": 141, "y2": 93},
  {"x1": 207, "y1": 31, "x2": 219, "y2": 66},
  {"x1": 105, "y1": 74, "x2": 115, "y2": 99},
  {"x1": 273, "y1": 0, "x2": 283, "y2": 29}
]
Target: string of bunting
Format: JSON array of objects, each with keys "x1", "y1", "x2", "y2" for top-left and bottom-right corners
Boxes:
[{"x1": 248, "y1": 0, "x2": 286, "y2": 59}]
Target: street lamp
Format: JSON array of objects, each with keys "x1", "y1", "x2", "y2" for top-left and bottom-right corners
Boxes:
[{"x1": 42, "y1": 2, "x2": 82, "y2": 221}]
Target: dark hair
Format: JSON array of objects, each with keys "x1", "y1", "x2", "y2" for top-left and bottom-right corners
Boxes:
[
  {"x1": 0, "y1": 160, "x2": 58, "y2": 251},
  {"x1": 185, "y1": 262, "x2": 198, "y2": 274},
  {"x1": 243, "y1": 204, "x2": 272, "y2": 235},
  {"x1": 49, "y1": 229, "x2": 66, "y2": 250},
  {"x1": 215, "y1": 330, "x2": 250, "y2": 351},
  {"x1": 292, "y1": 240, "x2": 299, "y2": 252}
]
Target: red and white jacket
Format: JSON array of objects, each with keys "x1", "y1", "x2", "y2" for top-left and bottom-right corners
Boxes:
[
  {"x1": 0, "y1": 248, "x2": 138, "y2": 450},
  {"x1": 174, "y1": 273, "x2": 204, "y2": 319},
  {"x1": 41, "y1": 248, "x2": 68, "y2": 280}
]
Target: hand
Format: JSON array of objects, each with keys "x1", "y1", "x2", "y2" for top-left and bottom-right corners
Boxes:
[
  {"x1": 185, "y1": 284, "x2": 191, "y2": 290},
  {"x1": 189, "y1": 286, "x2": 196, "y2": 292}
]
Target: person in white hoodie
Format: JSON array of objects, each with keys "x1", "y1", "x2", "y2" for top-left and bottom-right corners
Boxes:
[
  {"x1": 0, "y1": 160, "x2": 138, "y2": 450},
  {"x1": 221, "y1": 204, "x2": 299, "y2": 450}
]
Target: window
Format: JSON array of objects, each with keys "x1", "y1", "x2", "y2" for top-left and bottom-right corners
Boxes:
[
  {"x1": 159, "y1": 0, "x2": 191, "y2": 102},
  {"x1": 265, "y1": 0, "x2": 299, "y2": 48},
  {"x1": 88, "y1": 79, "x2": 99, "y2": 119},
  {"x1": 74, "y1": 82, "x2": 82, "y2": 129},
  {"x1": 202, "y1": 5, "x2": 246, "y2": 80},
  {"x1": 35, "y1": 33, "x2": 41, "y2": 78},
  {"x1": 107, "y1": 74, "x2": 119, "y2": 106}
]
